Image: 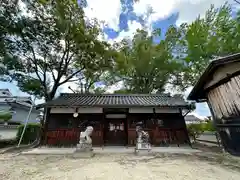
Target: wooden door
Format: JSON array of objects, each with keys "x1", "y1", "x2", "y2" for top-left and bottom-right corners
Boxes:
[{"x1": 105, "y1": 119, "x2": 127, "y2": 145}]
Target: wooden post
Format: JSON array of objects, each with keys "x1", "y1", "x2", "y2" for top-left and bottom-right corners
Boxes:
[
  {"x1": 101, "y1": 113, "x2": 104, "y2": 148},
  {"x1": 207, "y1": 100, "x2": 225, "y2": 152}
]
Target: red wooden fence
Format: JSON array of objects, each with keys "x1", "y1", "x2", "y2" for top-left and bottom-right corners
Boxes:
[{"x1": 46, "y1": 128, "x2": 80, "y2": 146}]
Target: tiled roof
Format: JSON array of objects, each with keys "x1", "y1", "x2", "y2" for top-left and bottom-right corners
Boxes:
[{"x1": 38, "y1": 93, "x2": 189, "y2": 108}]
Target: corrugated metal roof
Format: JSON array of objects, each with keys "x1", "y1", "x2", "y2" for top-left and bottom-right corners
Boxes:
[{"x1": 38, "y1": 93, "x2": 189, "y2": 108}]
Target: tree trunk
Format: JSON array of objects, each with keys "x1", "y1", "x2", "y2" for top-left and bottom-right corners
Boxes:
[
  {"x1": 39, "y1": 94, "x2": 55, "y2": 145},
  {"x1": 40, "y1": 107, "x2": 51, "y2": 145}
]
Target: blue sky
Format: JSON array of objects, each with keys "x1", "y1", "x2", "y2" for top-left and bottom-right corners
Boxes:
[{"x1": 1, "y1": 0, "x2": 239, "y2": 118}]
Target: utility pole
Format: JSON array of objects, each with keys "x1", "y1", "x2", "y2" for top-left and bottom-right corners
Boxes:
[{"x1": 18, "y1": 96, "x2": 37, "y2": 147}]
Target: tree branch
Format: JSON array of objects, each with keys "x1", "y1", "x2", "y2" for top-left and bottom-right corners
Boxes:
[
  {"x1": 234, "y1": 0, "x2": 240, "y2": 4},
  {"x1": 58, "y1": 68, "x2": 84, "y2": 86},
  {"x1": 66, "y1": 78, "x2": 79, "y2": 83},
  {"x1": 55, "y1": 39, "x2": 70, "y2": 80},
  {"x1": 18, "y1": 30, "x2": 41, "y2": 77},
  {"x1": 51, "y1": 69, "x2": 57, "y2": 82}
]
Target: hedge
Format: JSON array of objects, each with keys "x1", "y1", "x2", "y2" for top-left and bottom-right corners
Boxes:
[
  {"x1": 203, "y1": 121, "x2": 215, "y2": 132},
  {"x1": 16, "y1": 123, "x2": 41, "y2": 144},
  {"x1": 0, "y1": 111, "x2": 12, "y2": 122}
]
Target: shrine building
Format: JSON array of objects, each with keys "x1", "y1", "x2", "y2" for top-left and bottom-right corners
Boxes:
[
  {"x1": 38, "y1": 93, "x2": 192, "y2": 147},
  {"x1": 188, "y1": 53, "x2": 240, "y2": 155}
]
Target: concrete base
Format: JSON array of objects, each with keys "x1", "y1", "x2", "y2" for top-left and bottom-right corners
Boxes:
[
  {"x1": 72, "y1": 150, "x2": 95, "y2": 158},
  {"x1": 136, "y1": 142, "x2": 151, "y2": 150},
  {"x1": 135, "y1": 148, "x2": 152, "y2": 156},
  {"x1": 75, "y1": 147, "x2": 93, "y2": 152},
  {"x1": 21, "y1": 146, "x2": 201, "y2": 155}
]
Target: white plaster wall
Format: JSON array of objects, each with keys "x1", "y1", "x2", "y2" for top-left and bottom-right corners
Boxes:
[
  {"x1": 50, "y1": 107, "x2": 103, "y2": 114},
  {"x1": 155, "y1": 108, "x2": 179, "y2": 113},
  {"x1": 129, "y1": 107, "x2": 154, "y2": 113}
]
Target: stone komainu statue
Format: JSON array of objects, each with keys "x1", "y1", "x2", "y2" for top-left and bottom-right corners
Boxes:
[
  {"x1": 136, "y1": 126, "x2": 150, "y2": 143},
  {"x1": 77, "y1": 126, "x2": 94, "y2": 151},
  {"x1": 136, "y1": 124, "x2": 151, "y2": 151}
]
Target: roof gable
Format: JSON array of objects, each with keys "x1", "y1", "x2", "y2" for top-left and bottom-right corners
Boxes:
[{"x1": 188, "y1": 53, "x2": 240, "y2": 101}]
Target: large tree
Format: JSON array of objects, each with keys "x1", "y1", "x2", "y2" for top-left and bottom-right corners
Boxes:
[
  {"x1": 0, "y1": 0, "x2": 23, "y2": 77},
  {"x1": 111, "y1": 28, "x2": 185, "y2": 94},
  {"x1": 113, "y1": 3, "x2": 240, "y2": 93},
  {"x1": 1, "y1": 0, "x2": 113, "y2": 101},
  {"x1": 180, "y1": 4, "x2": 240, "y2": 86}
]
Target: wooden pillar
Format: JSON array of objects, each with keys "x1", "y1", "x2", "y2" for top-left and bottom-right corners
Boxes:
[
  {"x1": 181, "y1": 110, "x2": 192, "y2": 147},
  {"x1": 152, "y1": 126, "x2": 158, "y2": 146},
  {"x1": 101, "y1": 114, "x2": 104, "y2": 147}
]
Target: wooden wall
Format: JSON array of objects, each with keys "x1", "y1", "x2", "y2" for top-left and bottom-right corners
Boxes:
[
  {"x1": 127, "y1": 113, "x2": 189, "y2": 146},
  {"x1": 45, "y1": 112, "x2": 189, "y2": 147},
  {"x1": 207, "y1": 74, "x2": 240, "y2": 121},
  {"x1": 204, "y1": 61, "x2": 240, "y2": 89},
  {"x1": 45, "y1": 113, "x2": 104, "y2": 146},
  {"x1": 218, "y1": 125, "x2": 240, "y2": 155}
]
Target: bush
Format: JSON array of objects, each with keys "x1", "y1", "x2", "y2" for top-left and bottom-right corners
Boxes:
[
  {"x1": 16, "y1": 123, "x2": 41, "y2": 144},
  {"x1": 203, "y1": 121, "x2": 215, "y2": 132},
  {"x1": 0, "y1": 111, "x2": 12, "y2": 122},
  {"x1": 187, "y1": 123, "x2": 204, "y2": 141}
]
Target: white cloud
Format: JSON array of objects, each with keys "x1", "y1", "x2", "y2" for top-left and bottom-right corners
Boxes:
[
  {"x1": 84, "y1": 0, "x2": 239, "y2": 42},
  {"x1": 84, "y1": 0, "x2": 122, "y2": 31},
  {"x1": 133, "y1": 0, "x2": 239, "y2": 30},
  {"x1": 134, "y1": 0, "x2": 175, "y2": 32},
  {"x1": 105, "y1": 81, "x2": 124, "y2": 93},
  {"x1": 174, "y1": 0, "x2": 237, "y2": 26},
  {"x1": 108, "y1": 20, "x2": 143, "y2": 44},
  {"x1": 118, "y1": 21, "x2": 143, "y2": 39}
]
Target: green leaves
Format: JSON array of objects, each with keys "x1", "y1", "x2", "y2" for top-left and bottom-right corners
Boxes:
[
  {"x1": 112, "y1": 28, "x2": 185, "y2": 94},
  {"x1": 181, "y1": 3, "x2": 240, "y2": 86},
  {"x1": 1, "y1": 1, "x2": 240, "y2": 99},
  {"x1": 0, "y1": 111, "x2": 12, "y2": 122},
  {"x1": 1, "y1": 0, "x2": 113, "y2": 101}
]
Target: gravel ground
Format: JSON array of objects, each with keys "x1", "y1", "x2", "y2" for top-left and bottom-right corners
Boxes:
[{"x1": 1, "y1": 152, "x2": 240, "y2": 180}]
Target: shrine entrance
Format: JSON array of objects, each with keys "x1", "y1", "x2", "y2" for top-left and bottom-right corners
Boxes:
[{"x1": 104, "y1": 116, "x2": 128, "y2": 146}]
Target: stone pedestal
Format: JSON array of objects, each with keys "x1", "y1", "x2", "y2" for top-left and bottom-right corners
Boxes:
[
  {"x1": 76, "y1": 142, "x2": 93, "y2": 151},
  {"x1": 135, "y1": 142, "x2": 152, "y2": 155},
  {"x1": 136, "y1": 142, "x2": 151, "y2": 150},
  {"x1": 73, "y1": 143, "x2": 94, "y2": 158}
]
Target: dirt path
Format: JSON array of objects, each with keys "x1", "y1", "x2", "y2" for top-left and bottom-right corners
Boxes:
[{"x1": 1, "y1": 152, "x2": 240, "y2": 180}]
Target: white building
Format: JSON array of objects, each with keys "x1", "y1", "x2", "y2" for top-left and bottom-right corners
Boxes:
[
  {"x1": 185, "y1": 114, "x2": 205, "y2": 124},
  {"x1": 0, "y1": 89, "x2": 41, "y2": 125}
]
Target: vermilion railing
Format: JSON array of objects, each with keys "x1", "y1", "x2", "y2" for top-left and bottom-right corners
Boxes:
[
  {"x1": 127, "y1": 128, "x2": 188, "y2": 146},
  {"x1": 46, "y1": 127, "x2": 188, "y2": 146},
  {"x1": 46, "y1": 128, "x2": 80, "y2": 146},
  {"x1": 46, "y1": 128, "x2": 104, "y2": 146}
]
